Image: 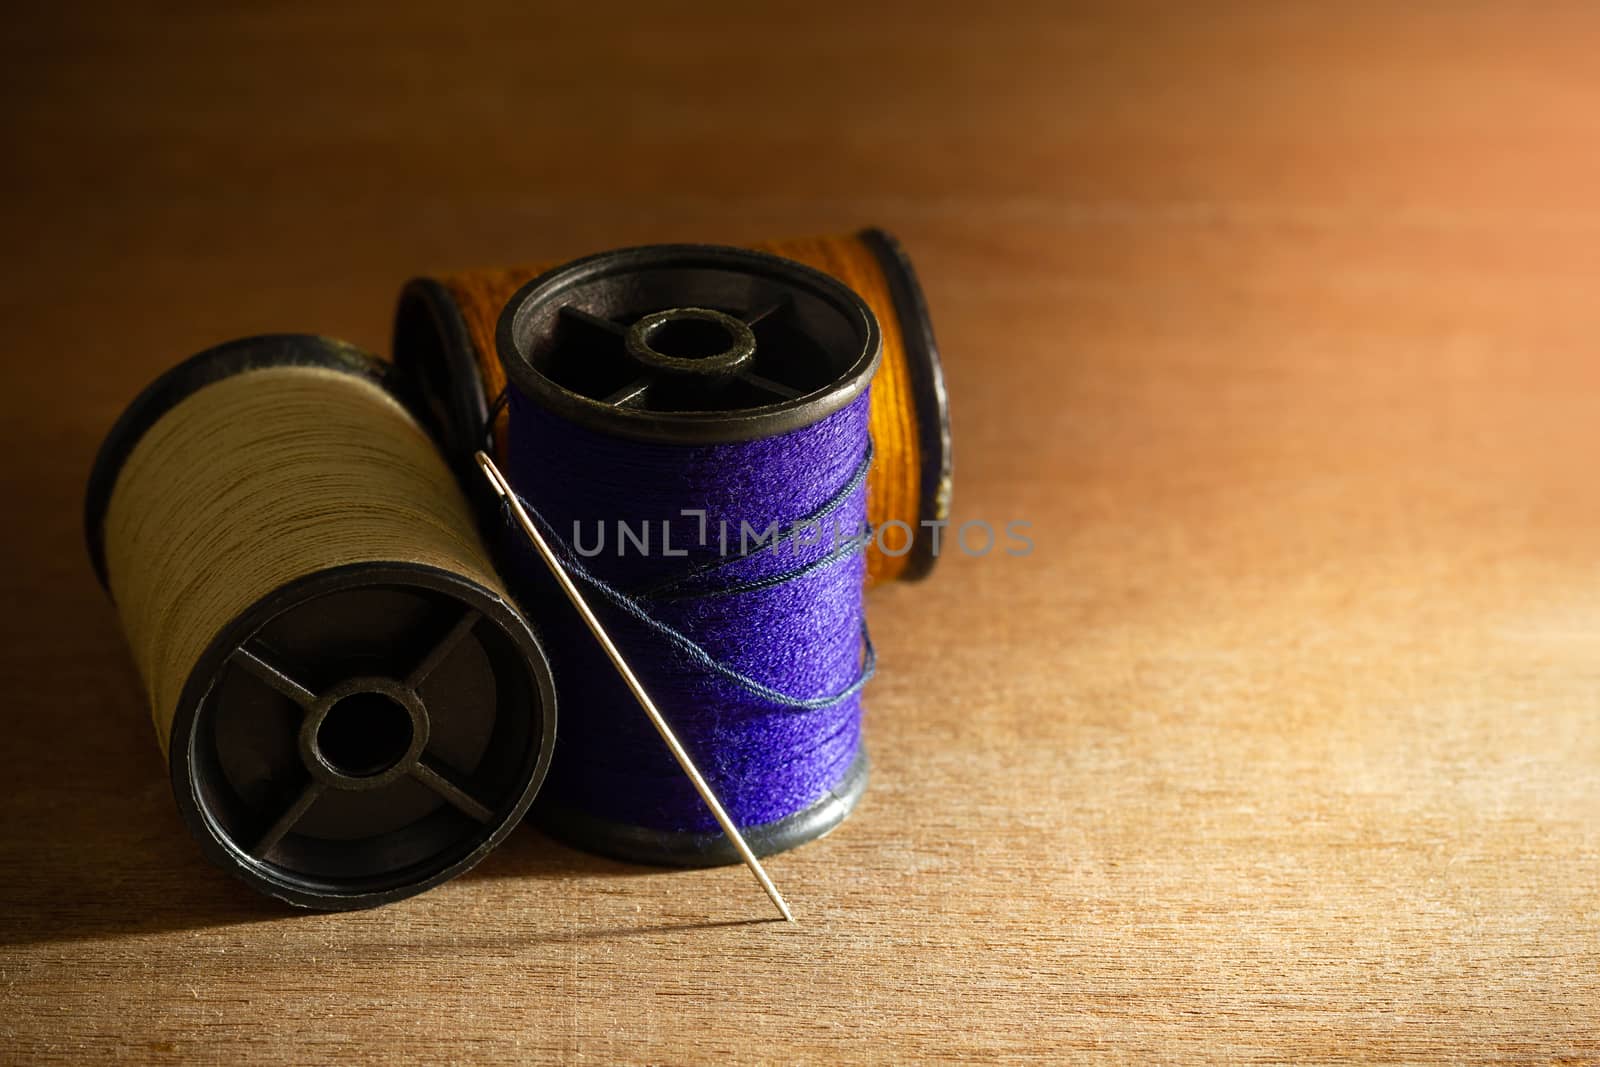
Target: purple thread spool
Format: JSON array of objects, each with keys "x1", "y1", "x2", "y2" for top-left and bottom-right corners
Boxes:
[{"x1": 496, "y1": 245, "x2": 881, "y2": 866}]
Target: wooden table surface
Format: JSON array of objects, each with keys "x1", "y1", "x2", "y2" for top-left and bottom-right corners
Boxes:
[{"x1": 3, "y1": 3, "x2": 1597, "y2": 1062}]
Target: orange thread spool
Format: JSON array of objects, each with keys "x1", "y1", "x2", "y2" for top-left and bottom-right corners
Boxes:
[{"x1": 393, "y1": 230, "x2": 951, "y2": 585}]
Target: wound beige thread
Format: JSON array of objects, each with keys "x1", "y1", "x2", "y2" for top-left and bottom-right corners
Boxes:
[{"x1": 102, "y1": 365, "x2": 507, "y2": 753}]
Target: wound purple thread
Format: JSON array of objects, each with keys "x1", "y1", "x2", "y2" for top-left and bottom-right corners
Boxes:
[{"x1": 502, "y1": 388, "x2": 873, "y2": 834}]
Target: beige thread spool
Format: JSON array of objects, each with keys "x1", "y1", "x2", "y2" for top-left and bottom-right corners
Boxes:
[{"x1": 84, "y1": 335, "x2": 557, "y2": 910}]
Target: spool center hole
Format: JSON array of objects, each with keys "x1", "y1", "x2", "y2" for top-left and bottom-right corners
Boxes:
[
  {"x1": 316, "y1": 692, "x2": 414, "y2": 778},
  {"x1": 644, "y1": 316, "x2": 738, "y2": 361}
]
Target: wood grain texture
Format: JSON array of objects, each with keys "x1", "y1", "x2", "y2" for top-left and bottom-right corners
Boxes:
[{"x1": 2, "y1": 2, "x2": 1598, "y2": 1062}]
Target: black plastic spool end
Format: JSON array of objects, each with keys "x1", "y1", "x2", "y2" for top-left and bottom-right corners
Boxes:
[
  {"x1": 546, "y1": 750, "x2": 870, "y2": 868},
  {"x1": 496, "y1": 243, "x2": 881, "y2": 444},
  {"x1": 390, "y1": 279, "x2": 506, "y2": 525},
  {"x1": 857, "y1": 228, "x2": 953, "y2": 582}
]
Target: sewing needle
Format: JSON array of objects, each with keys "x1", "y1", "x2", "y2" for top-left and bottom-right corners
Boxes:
[{"x1": 474, "y1": 450, "x2": 795, "y2": 923}]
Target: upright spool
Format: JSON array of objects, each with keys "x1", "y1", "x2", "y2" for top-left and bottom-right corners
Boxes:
[
  {"x1": 84, "y1": 335, "x2": 558, "y2": 909},
  {"x1": 392, "y1": 228, "x2": 951, "y2": 586},
  {"x1": 496, "y1": 245, "x2": 879, "y2": 865}
]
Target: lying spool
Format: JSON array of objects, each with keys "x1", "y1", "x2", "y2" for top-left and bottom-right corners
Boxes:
[
  {"x1": 497, "y1": 245, "x2": 878, "y2": 865},
  {"x1": 392, "y1": 228, "x2": 951, "y2": 586},
  {"x1": 83, "y1": 335, "x2": 558, "y2": 909}
]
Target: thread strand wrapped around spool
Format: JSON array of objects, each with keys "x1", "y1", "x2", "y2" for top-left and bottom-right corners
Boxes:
[
  {"x1": 84, "y1": 335, "x2": 557, "y2": 909},
  {"x1": 392, "y1": 228, "x2": 951, "y2": 586},
  {"x1": 494, "y1": 246, "x2": 879, "y2": 865}
]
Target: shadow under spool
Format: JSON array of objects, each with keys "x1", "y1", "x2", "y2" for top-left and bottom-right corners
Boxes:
[
  {"x1": 392, "y1": 228, "x2": 951, "y2": 587},
  {"x1": 497, "y1": 245, "x2": 879, "y2": 865},
  {"x1": 83, "y1": 335, "x2": 558, "y2": 909}
]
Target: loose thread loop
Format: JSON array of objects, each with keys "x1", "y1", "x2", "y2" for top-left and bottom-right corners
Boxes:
[
  {"x1": 498, "y1": 451, "x2": 878, "y2": 712},
  {"x1": 635, "y1": 440, "x2": 875, "y2": 600}
]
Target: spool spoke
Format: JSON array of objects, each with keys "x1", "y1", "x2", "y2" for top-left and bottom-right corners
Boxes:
[
  {"x1": 742, "y1": 295, "x2": 792, "y2": 327},
  {"x1": 405, "y1": 608, "x2": 482, "y2": 690},
  {"x1": 232, "y1": 646, "x2": 319, "y2": 710},
  {"x1": 559, "y1": 306, "x2": 626, "y2": 336},
  {"x1": 411, "y1": 758, "x2": 495, "y2": 823},
  {"x1": 250, "y1": 781, "x2": 324, "y2": 857},
  {"x1": 601, "y1": 375, "x2": 654, "y2": 408},
  {"x1": 736, "y1": 369, "x2": 803, "y2": 401}
]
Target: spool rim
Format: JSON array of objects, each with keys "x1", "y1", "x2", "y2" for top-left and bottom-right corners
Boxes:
[
  {"x1": 535, "y1": 748, "x2": 868, "y2": 868},
  {"x1": 496, "y1": 244, "x2": 882, "y2": 444},
  {"x1": 171, "y1": 561, "x2": 557, "y2": 910},
  {"x1": 391, "y1": 278, "x2": 495, "y2": 497},
  {"x1": 857, "y1": 228, "x2": 953, "y2": 582}
]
